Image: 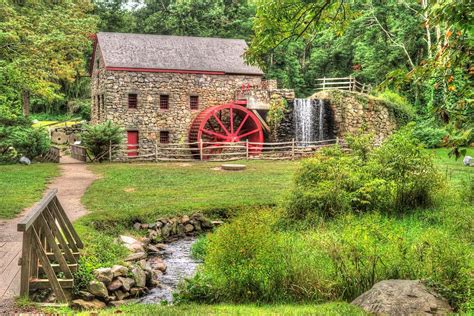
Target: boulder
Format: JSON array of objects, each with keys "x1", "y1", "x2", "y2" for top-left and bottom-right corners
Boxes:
[
  {"x1": 146, "y1": 244, "x2": 160, "y2": 254},
  {"x1": 114, "y1": 290, "x2": 130, "y2": 301},
  {"x1": 161, "y1": 223, "x2": 171, "y2": 238},
  {"x1": 131, "y1": 266, "x2": 147, "y2": 288},
  {"x1": 464, "y1": 156, "x2": 472, "y2": 166},
  {"x1": 184, "y1": 224, "x2": 194, "y2": 233},
  {"x1": 129, "y1": 287, "x2": 147, "y2": 297},
  {"x1": 351, "y1": 280, "x2": 452, "y2": 315},
  {"x1": 120, "y1": 235, "x2": 144, "y2": 253},
  {"x1": 111, "y1": 265, "x2": 129, "y2": 278},
  {"x1": 107, "y1": 278, "x2": 123, "y2": 292},
  {"x1": 94, "y1": 268, "x2": 113, "y2": 285},
  {"x1": 19, "y1": 156, "x2": 31, "y2": 165},
  {"x1": 150, "y1": 257, "x2": 167, "y2": 272},
  {"x1": 125, "y1": 252, "x2": 147, "y2": 262},
  {"x1": 133, "y1": 222, "x2": 141, "y2": 230},
  {"x1": 181, "y1": 215, "x2": 190, "y2": 224},
  {"x1": 76, "y1": 291, "x2": 95, "y2": 301},
  {"x1": 88, "y1": 280, "x2": 108, "y2": 299},
  {"x1": 118, "y1": 277, "x2": 135, "y2": 292},
  {"x1": 71, "y1": 299, "x2": 106, "y2": 310}
]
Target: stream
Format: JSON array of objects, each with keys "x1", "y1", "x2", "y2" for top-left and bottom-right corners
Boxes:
[{"x1": 141, "y1": 237, "x2": 200, "y2": 304}]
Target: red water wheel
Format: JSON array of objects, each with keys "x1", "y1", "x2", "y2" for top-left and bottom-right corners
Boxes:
[{"x1": 189, "y1": 102, "x2": 264, "y2": 159}]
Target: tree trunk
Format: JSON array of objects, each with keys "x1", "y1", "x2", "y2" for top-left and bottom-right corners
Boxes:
[{"x1": 22, "y1": 90, "x2": 30, "y2": 117}]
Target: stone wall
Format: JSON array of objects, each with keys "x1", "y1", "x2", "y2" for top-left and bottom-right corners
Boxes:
[
  {"x1": 312, "y1": 90, "x2": 411, "y2": 143},
  {"x1": 275, "y1": 90, "x2": 411, "y2": 144}
]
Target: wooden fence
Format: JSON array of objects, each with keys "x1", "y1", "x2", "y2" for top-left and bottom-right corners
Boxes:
[
  {"x1": 108, "y1": 138, "x2": 340, "y2": 162},
  {"x1": 17, "y1": 189, "x2": 83, "y2": 302},
  {"x1": 40, "y1": 146, "x2": 60, "y2": 163},
  {"x1": 70, "y1": 144, "x2": 88, "y2": 162},
  {"x1": 316, "y1": 76, "x2": 372, "y2": 94}
]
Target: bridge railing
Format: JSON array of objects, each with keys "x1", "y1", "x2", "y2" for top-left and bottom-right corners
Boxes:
[
  {"x1": 17, "y1": 189, "x2": 83, "y2": 302},
  {"x1": 316, "y1": 76, "x2": 372, "y2": 94}
]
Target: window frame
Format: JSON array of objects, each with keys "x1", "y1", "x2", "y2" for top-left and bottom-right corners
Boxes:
[
  {"x1": 159, "y1": 131, "x2": 170, "y2": 144},
  {"x1": 190, "y1": 95, "x2": 199, "y2": 110},
  {"x1": 128, "y1": 93, "x2": 138, "y2": 109},
  {"x1": 159, "y1": 94, "x2": 170, "y2": 110}
]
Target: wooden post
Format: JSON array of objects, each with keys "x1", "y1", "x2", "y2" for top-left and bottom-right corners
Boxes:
[
  {"x1": 336, "y1": 136, "x2": 339, "y2": 145},
  {"x1": 291, "y1": 138, "x2": 295, "y2": 160},
  {"x1": 155, "y1": 142, "x2": 158, "y2": 163},
  {"x1": 108, "y1": 140, "x2": 112, "y2": 162},
  {"x1": 349, "y1": 75, "x2": 353, "y2": 91},
  {"x1": 19, "y1": 229, "x2": 32, "y2": 297},
  {"x1": 322, "y1": 77, "x2": 326, "y2": 90},
  {"x1": 246, "y1": 139, "x2": 249, "y2": 159},
  {"x1": 361, "y1": 83, "x2": 366, "y2": 94},
  {"x1": 199, "y1": 139, "x2": 203, "y2": 161}
]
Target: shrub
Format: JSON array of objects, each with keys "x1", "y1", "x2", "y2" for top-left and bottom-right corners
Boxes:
[
  {"x1": 0, "y1": 125, "x2": 50, "y2": 162},
  {"x1": 377, "y1": 89, "x2": 416, "y2": 119},
  {"x1": 285, "y1": 125, "x2": 442, "y2": 220},
  {"x1": 81, "y1": 120, "x2": 124, "y2": 161},
  {"x1": 371, "y1": 124, "x2": 443, "y2": 211},
  {"x1": 413, "y1": 120, "x2": 448, "y2": 148},
  {"x1": 191, "y1": 235, "x2": 209, "y2": 261},
  {"x1": 179, "y1": 210, "x2": 473, "y2": 310}
]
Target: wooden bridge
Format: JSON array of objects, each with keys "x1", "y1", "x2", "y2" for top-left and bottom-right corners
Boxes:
[{"x1": 17, "y1": 189, "x2": 83, "y2": 302}]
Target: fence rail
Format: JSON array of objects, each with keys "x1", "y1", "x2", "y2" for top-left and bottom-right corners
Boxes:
[
  {"x1": 70, "y1": 144, "x2": 88, "y2": 162},
  {"x1": 40, "y1": 146, "x2": 60, "y2": 163},
  {"x1": 17, "y1": 189, "x2": 83, "y2": 302},
  {"x1": 316, "y1": 76, "x2": 372, "y2": 94},
  {"x1": 105, "y1": 139, "x2": 340, "y2": 162}
]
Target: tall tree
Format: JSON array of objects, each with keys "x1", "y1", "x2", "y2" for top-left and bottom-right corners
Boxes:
[{"x1": 0, "y1": 0, "x2": 97, "y2": 116}]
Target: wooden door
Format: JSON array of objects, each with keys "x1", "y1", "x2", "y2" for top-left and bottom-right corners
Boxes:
[{"x1": 127, "y1": 131, "x2": 139, "y2": 157}]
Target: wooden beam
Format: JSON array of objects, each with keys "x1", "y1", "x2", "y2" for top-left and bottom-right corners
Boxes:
[
  {"x1": 251, "y1": 110, "x2": 270, "y2": 133},
  {"x1": 17, "y1": 189, "x2": 58, "y2": 232},
  {"x1": 30, "y1": 278, "x2": 74, "y2": 290}
]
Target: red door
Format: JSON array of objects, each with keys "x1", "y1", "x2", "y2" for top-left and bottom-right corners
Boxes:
[{"x1": 127, "y1": 131, "x2": 139, "y2": 157}]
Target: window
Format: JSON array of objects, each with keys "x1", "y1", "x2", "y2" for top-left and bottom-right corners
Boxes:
[
  {"x1": 128, "y1": 93, "x2": 138, "y2": 109},
  {"x1": 190, "y1": 95, "x2": 199, "y2": 110},
  {"x1": 160, "y1": 95, "x2": 169, "y2": 110},
  {"x1": 160, "y1": 131, "x2": 170, "y2": 144}
]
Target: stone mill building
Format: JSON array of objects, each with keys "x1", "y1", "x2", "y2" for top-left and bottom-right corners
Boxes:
[{"x1": 90, "y1": 32, "x2": 292, "y2": 156}]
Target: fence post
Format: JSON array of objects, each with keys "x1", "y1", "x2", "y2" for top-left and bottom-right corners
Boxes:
[
  {"x1": 348, "y1": 75, "x2": 353, "y2": 91},
  {"x1": 291, "y1": 139, "x2": 295, "y2": 160},
  {"x1": 246, "y1": 139, "x2": 249, "y2": 159},
  {"x1": 199, "y1": 139, "x2": 203, "y2": 161},
  {"x1": 155, "y1": 142, "x2": 158, "y2": 163},
  {"x1": 108, "y1": 141, "x2": 112, "y2": 162},
  {"x1": 336, "y1": 136, "x2": 339, "y2": 145},
  {"x1": 322, "y1": 77, "x2": 326, "y2": 90}
]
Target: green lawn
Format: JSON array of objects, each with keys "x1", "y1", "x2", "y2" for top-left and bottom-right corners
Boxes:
[
  {"x1": 432, "y1": 147, "x2": 474, "y2": 185},
  {"x1": 0, "y1": 164, "x2": 59, "y2": 219},
  {"x1": 57, "y1": 302, "x2": 366, "y2": 315},
  {"x1": 81, "y1": 160, "x2": 299, "y2": 225}
]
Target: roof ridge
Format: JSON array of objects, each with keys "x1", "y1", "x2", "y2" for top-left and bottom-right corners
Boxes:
[{"x1": 97, "y1": 31, "x2": 248, "y2": 42}]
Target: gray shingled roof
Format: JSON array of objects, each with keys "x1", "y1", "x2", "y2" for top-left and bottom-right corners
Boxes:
[{"x1": 96, "y1": 32, "x2": 264, "y2": 75}]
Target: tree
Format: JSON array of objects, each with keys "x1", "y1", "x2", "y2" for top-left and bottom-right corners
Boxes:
[{"x1": 0, "y1": 0, "x2": 97, "y2": 116}]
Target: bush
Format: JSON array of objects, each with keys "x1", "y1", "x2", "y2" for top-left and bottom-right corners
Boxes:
[
  {"x1": 81, "y1": 120, "x2": 124, "y2": 161},
  {"x1": 191, "y1": 235, "x2": 209, "y2": 261},
  {"x1": 377, "y1": 89, "x2": 416, "y2": 119},
  {"x1": 178, "y1": 210, "x2": 473, "y2": 310},
  {"x1": 285, "y1": 125, "x2": 442, "y2": 220},
  {"x1": 413, "y1": 120, "x2": 448, "y2": 148},
  {"x1": 0, "y1": 125, "x2": 50, "y2": 162}
]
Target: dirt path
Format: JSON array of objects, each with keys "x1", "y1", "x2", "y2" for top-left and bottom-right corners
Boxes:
[{"x1": 0, "y1": 155, "x2": 97, "y2": 312}]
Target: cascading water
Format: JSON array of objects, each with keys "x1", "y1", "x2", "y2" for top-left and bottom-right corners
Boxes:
[{"x1": 294, "y1": 98, "x2": 325, "y2": 145}]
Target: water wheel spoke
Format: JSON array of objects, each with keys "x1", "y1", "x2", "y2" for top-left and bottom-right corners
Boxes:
[
  {"x1": 230, "y1": 106, "x2": 234, "y2": 134},
  {"x1": 201, "y1": 128, "x2": 227, "y2": 140},
  {"x1": 238, "y1": 128, "x2": 260, "y2": 139},
  {"x1": 212, "y1": 112, "x2": 230, "y2": 136},
  {"x1": 235, "y1": 113, "x2": 249, "y2": 135}
]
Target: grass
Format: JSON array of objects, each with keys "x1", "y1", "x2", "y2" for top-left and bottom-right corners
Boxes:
[
  {"x1": 432, "y1": 147, "x2": 474, "y2": 185},
  {"x1": 47, "y1": 302, "x2": 366, "y2": 315},
  {"x1": 0, "y1": 163, "x2": 59, "y2": 218},
  {"x1": 81, "y1": 160, "x2": 299, "y2": 226}
]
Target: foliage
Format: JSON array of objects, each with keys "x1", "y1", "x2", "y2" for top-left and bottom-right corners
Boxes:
[
  {"x1": 376, "y1": 89, "x2": 416, "y2": 118},
  {"x1": 191, "y1": 235, "x2": 209, "y2": 261},
  {"x1": 0, "y1": 0, "x2": 97, "y2": 114},
  {"x1": 285, "y1": 126, "x2": 442, "y2": 220},
  {"x1": 80, "y1": 120, "x2": 123, "y2": 161},
  {"x1": 73, "y1": 228, "x2": 128, "y2": 294},
  {"x1": 179, "y1": 206, "x2": 473, "y2": 310},
  {"x1": 0, "y1": 164, "x2": 59, "y2": 218},
  {"x1": 413, "y1": 120, "x2": 449, "y2": 148},
  {"x1": 267, "y1": 97, "x2": 287, "y2": 141}
]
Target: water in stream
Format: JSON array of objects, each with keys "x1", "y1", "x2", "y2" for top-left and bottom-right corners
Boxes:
[
  {"x1": 294, "y1": 98, "x2": 326, "y2": 145},
  {"x1": 141, "y1": 237, "x2": 200, "y2": 304}
]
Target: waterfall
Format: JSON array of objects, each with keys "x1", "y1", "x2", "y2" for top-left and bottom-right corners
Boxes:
[
  {"x1": 318, "y1": 99, "x2": 325, "y2": 141},
  {"x1": 294, "y1": 98, "x2": 325, "y2": 145}
]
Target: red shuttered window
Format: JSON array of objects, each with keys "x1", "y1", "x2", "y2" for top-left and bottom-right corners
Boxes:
[
  {"x1": 190, "y1": 95, "x2": 199, "y2": 110},
  {"x1": 160, "y1": 131, "x2": 170, "y2": 144},
  {"x1": 160, "y1": 95, "x2": 169, "y2": 109},
  {"x1": 128, "y1": 93, "x2": 138, "y2": 109}
]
